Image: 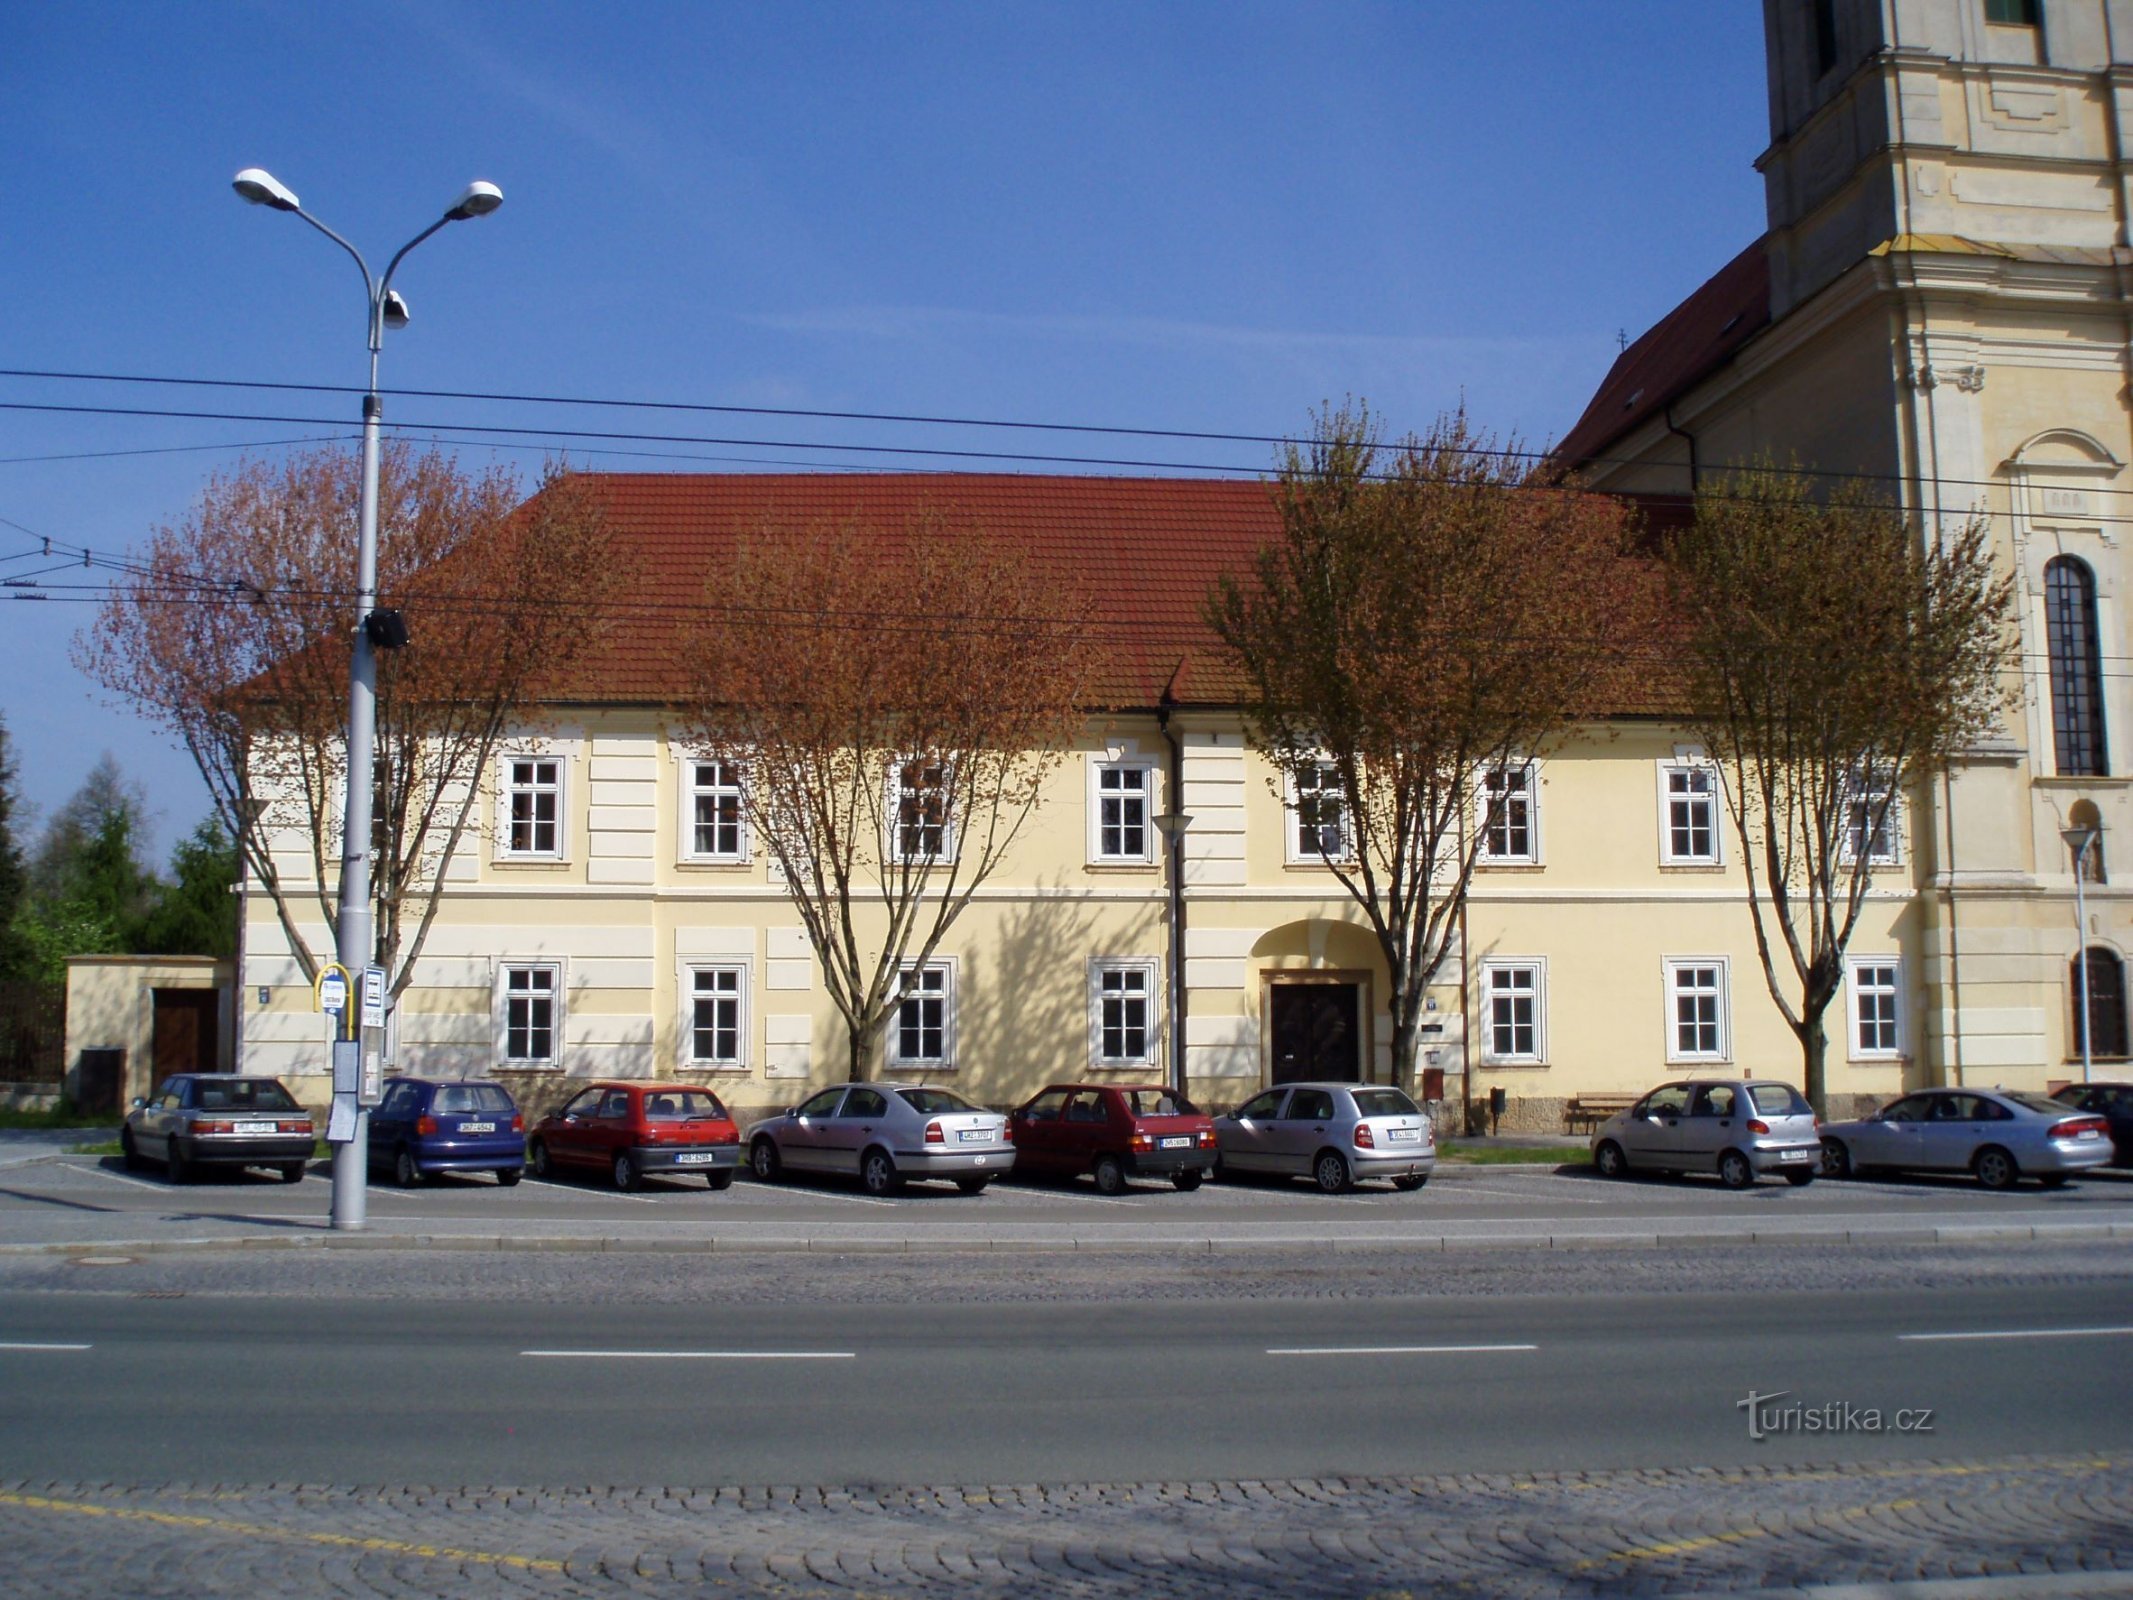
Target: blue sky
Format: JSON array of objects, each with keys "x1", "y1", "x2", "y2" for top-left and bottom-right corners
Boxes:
[{"x1": 0, "y1": 1, "x2": 1768, "y2": 860}]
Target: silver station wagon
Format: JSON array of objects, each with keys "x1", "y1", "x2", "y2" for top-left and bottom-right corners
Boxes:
[
  {"x1": 1591, "y1": 1078, "x2": 1820, "y2": 1189},
  {"x1": 1213, "y1": 1082, "x2": 1436, "y2": 1193},
  {"x1": 1819, "y1": 1087, "x2": 2114, "y2": 1190},
  {"x1": 744, "y1": 1083, "x2": 1012, "y2": 1196}
]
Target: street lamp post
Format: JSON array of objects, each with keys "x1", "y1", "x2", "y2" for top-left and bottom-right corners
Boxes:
[
  {"x1": 2062, "y1": 823, "x2": 2102, "y2": 1088},
  {"x1": 233, "y1": 168, "x2": 503, "y2": 1231}
]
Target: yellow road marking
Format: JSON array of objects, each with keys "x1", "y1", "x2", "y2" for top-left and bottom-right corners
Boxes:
[{"x1": 0, "y1": 1491, "x2": 567, "y2": 1572}]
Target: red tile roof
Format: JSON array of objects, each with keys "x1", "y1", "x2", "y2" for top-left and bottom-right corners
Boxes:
[{"x1": 1554, "y1": 239, "x2": 1771, "y2": 475}]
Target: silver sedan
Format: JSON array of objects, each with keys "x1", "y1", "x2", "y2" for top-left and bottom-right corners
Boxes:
[
  {"x1": 1213, "y1": 1082, "x2": 1436, "y2": 1193},
  {"x1": 743, "y1": 1083, "x2": 1011, "y2": 1196},
  {"x1": 1819, "y1": 1087, "x2": 2114, "y2": 1190}
]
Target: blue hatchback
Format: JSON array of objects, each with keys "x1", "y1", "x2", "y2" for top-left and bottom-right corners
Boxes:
[{"x1": 367, "y1": 1077, "x2": 525, "y2": 1186}]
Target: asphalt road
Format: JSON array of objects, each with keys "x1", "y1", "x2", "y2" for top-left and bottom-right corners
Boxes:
[{"x1": 4, "y1": 1278, "x2": 2129, "y2": 1485}]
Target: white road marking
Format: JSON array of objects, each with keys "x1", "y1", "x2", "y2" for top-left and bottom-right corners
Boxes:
[
  {"x1": 77, "y1": 1165, "x2": 183, "y2": 1195},
  {"x1": 758, "y1": 1184, "x2": 896, "y2": 1208},
  {"x1": 1899, "y1": 1326, "x2": 2133, "y2": 1343},
  {"x1": 522, "y1": 1349, "x2": 854, "y2": 1360},
  {"x1": 1267, "y1": 1343, "x2": 1537, "y2": 1356},
  {"x1": 994, "y1": 1184, "x2": 1138, "y2": 1208},
  {"x1": 521, "y1": 1177, "x2": 661, "y2": 1206},
  {"x1": 1438, "y1": 1181, "x2": 1609, "y2": 1205},
  {"x1": 0, "y1": 1342, "x2": 91, "y2": 1352}
]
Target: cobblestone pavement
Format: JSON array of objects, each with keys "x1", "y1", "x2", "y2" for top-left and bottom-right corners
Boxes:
[{"x1": 1, "y1": 1455, "x2": 2127, "y2": 1598}]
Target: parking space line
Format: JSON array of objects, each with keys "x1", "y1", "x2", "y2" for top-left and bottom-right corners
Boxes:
[
  {"x1": 991, "y1": 1184, "x2": 1139, "y2": 1208},
  {"x1": 520, "y1": 1178, "x2": 661, "y2": 1205},
  {"x1": 77, "y1": 1166, "x2": 185, "y2": 1195},
  {"x1": 1898, "y1": 1326, "x2": 2133, "y2": 1343},
  {"x1": 1267, "y1": 1343, "x2": 1537, "y2": 1356}
]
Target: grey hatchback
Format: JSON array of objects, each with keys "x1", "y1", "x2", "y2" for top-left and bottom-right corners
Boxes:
[
  {"x1": 1213, "y1": 1082, "x2": 1436, "y2": 1193},
  {"x1": 744, "y1": 1083, "x2": 1012, "y2": 1196},
  {"x1": 1591, "y1": 1079, "x2": 1820, "y2": 1188}
]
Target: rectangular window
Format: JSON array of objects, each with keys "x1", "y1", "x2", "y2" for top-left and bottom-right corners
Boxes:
[
  {"x1": 1290, "y1": 761, "x2": 1349, "y2": 862},
  {"x1": 1481, "y1": 961, "x2": 1544, "y2": 1064},
  {"x1": 1666, "y1": 959, "x2": 1729, "y2": 1063},
  {"x1": 688, "y1": 966, "x2": 746, "y2": 1066},
  {"x1": 892, "y1": 759, "x2": 955, "y2": 863},
  {"x1": 687, "y1": 761, "x2": 747, "y2": 861},
  {"x1": 1093, "y1": 764, "x2": 1152, "y2": 862},
  {"x1": 1842, "y1": 771, "x2": 1901, "y2": 866},
  {"x1": 503, "y1": 758, "x2": 562, "y2": 858},
  {"x1": 1091, "y1": 960, "x2": 1157, "y2": 1066},
  {"x1": 1661, "y1": 763, "x2": 1720, "y2": 865},
  {"x1": 891, "y1": 964, "x2": 953, "y2": 1066},
  {"x1": 1849, "y1": 958, "x2": 1902, "y2": 1059},
  {"x1": 1480, "y1": 763, "x2": 1538, "y2": 863},
  {"x1": 1986, "y1": 0, "x2": 2039, "y2": 24},
  {"x1": 501, "y1": 964, "x2": 559, "y2": 1064}
]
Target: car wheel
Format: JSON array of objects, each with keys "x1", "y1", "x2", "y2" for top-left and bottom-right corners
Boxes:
[
  {"x1": 861, "y1": 1147, "x2": 901, "y2": 1197},
  {"x1": 120, "y1": 1128, "x2": 143, "y2": 1172},
  {"x1": 1718, "y1": 1149, "x2": 1754, "y2": 1190},
  {"x1": 1784, "y1": 1167, "x2": 1815, "y2": 1187},
  {"x1": 279, "y1": 1162, "x2": 306, "y2": 1185},
  {"x1": 1594, "y1": 1140, "x2": 1628, "y2": 1179},
  {"x1": 955, "y1": 1175, "x2": 991, "y2": 1196},
  {"x1": 612, "y1": 1152, "x2": 639, "y2": 1193},
  {"x1": 1313, "y1": 1150, "x2": 1352, "y2": 1195},
  {"x1": 751, "y1": 1139, "x2": 782, "y2": 1183},
  {"x1": 496, "y1": 1168, "x2": 523, "y2": 1187},
  {"x1": 1392, "y1": 1173, "x2": 1429, "y2": 1192},
  {"x1": 1974, "y1": 1146, "x2": 2019, "y2": 1191},
  {"x1": 1820, "y1": 1138, "x2": 1852, "y2": 1180},
  {"x1": 393, "y1": 1146, "x2": 421, "y2": 1188},
  {"x1": 529, "y1": 1140, "x2": 552, "y2": 1180},
  {"x1": 1171, "y1": 1169, "x2": 1204, "y2": 1192},
  {"x1": 1092, "y1": 1155, "x2": 1127, "y2": 1196},
  {"x1": 706, "y1": 1168, "x2": 735, "y2": 1191}
]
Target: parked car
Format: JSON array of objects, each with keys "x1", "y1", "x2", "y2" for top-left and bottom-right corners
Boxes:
[
  {"x1": 527, "y1": 1082, "x2": 741, "y2": 1191},
  {"x1": 1212, "y1": 1082, "x2": 1435, "y2": 1193},
  {"x1": 745, "y1": 1083, "x2": 1011, "y2": 1196},
  {"x1": 367, "y1": 1076, "x2": 525, "y2": 1186},
  {"x1": 1819, "y1": 1087, "x2": 2114, "y2": 1190},
  {"x1": 121, "y1": 1073, "x2": 315, "y2": 1184},
  {"x1": 1591, "y1": 1079, "x2": 1820, "y2": 1188},
  {"x1": 2049, "y1": 1081, "x2": 2133, "y2": 1166},
  {"x1": 1010, "y1": 1083, "x2": 1217, "y2": 1193}
]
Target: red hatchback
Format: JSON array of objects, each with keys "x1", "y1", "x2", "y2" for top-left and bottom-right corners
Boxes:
[
  {"x1": 1009, "y1": 1083, "x2": 1217, "y2": 1194},
  {"x1": 527, "y1": 1081, "x2": 741, "y2": 1191}
]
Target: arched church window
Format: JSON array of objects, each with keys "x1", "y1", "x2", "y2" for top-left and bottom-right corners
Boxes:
[
  {"x1": 2072, "y1": 947, "x2": 2128, "y2": 1060},
  {"x1": 2045, "y1": 557, "x2": 2107, "y2": 776}
]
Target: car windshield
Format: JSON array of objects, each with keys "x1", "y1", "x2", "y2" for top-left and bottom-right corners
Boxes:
[
  {"x1": 1351, "y1": 1089, "x2": 1419, "y2": 1118},
  {"x1": 1747, "y1": 1084, "x2": 1811, "y2": 1116},
  {"x1": 897, "y1": 1088, "x2": 976, "y2": 1115},
  {"x1": 434, "y1": 1083, "x2": 514, "y2": 1116},
  {"x1": 2000, "y1": 1090, "x2": 2071, "y2": 1116},
  {"x1": 642, "y1": 1090, "x2": 728, "y2": 1120},
  {"x1": 192, "y1": 1080, "x2": 299, "y2": 1112},
  {"x1": 1120, "y1": 1089, "x2": 1192, "y2": 1117}
]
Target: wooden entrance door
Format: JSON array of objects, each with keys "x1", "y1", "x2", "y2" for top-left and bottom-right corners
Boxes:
[
  {"x1": 1270, "y1": 983, "x2": 1359, "y2": 1084},
  {"x1": 151, "y1": 989, "x2": 220, "y2": 1087}
]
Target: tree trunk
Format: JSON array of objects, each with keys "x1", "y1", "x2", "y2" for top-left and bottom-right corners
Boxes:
[{"x1": 1799, "y1": 1014, "x2": 1828, "y2": 1120}]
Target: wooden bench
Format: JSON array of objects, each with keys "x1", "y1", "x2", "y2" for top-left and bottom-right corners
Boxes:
[{"x1": 1563, "y1": 1093, "x2": 1638, "y2": 1135}]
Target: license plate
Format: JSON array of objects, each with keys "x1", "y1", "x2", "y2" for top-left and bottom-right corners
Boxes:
[
  {"x1": 674, "y1": 1151, "x2": 716, "y2": 1165},
  {"x1": 1780, "y1": 1150, "x2": 1809, "y2": 1162},
  {"x1": 957, "y1": 1129, "x2": 992, "y2": 1143},
  {"x1": 2076, "y1": 1129, "x2": 2102, "y2": 1140},
  {"x1": 235, "y1": 1121, "x2": 277, "y2": 1135},
  {"x1": 1387, "y1": 1127, "x2": 1421, "y2": 1142},
  {"x1": 1159, "y1": 1136, "x2": 1191, "y2": 1149},
  {"x1": 459, "y1": 1122, "x2": 495, "y2": 1134}
]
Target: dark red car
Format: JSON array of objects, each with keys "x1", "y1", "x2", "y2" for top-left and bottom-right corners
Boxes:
[
  {"x1": 527, "y1": 1081, "x2": 741, "y2": 1191},
  {"x1": 1009, "y1": 1083, "x2": 1216, "y2": 1194}
]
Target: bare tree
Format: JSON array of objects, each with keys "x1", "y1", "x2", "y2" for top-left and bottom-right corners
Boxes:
[
  {"x1": 683, "y1": 516, "x2": 1099, "y2": 1080},
  {"x1": 1208, "y1": 405, "x2": 1648, "y2": 1098},
  {"x1": 76, "y1": 444, "x2": 620, "y2": 997},
  {"x1": 1665, "y1": 466, "x2": 2018, "y2": 1111}
]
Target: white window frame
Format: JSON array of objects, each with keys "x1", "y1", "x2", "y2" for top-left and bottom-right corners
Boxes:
[
  {"x1": 1663, "y1": 957, "x2": 1731, "y2": 1065},
  {"x1": 680, "y1": 756, "x2": 750, "y2": 864},
  {"x1": 497, "y1": 753, "x2": 567, "y2": 862},
  {"x1": 1087, "y1": 758, "x2": 1157, "y2": 865},
  {"x1": 887, "y1": 961, "x2": 957, "y2": 1069},
  {"x1": 682, "y1": 961, "x2": 751, "y2": 1070},
  {"x1": 496, "y1": 961, "x2": 564, "y2": 1066},
  {"x1": 1840, "y1": 769, "x2": 1903, "y2": 867},
  {"x1": 1846, "y1": 955, "x2": 1904, "y2": 1061},
  {"x1": 1088, "y1": 957, "x2": 1160, "y2": 1068},
  {"x1": 887, "y1": 756, "x2": 959, "y2": 865},
  {"x1": 1657, "y1": 756, "x2": 1722, "y2": 867},
  {"x1": 1479, "y1": 958, "x2": 1547, "y2": 1065},
  {"x1": 1478, "y1": 760, "x2": 1541, "y2": 865},
  {"x1": 1285, "y1": 759, "x2": 1352, "y2": 864}
]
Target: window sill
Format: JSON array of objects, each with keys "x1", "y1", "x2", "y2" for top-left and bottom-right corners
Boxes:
[
  {"x1": 497, "y1": 1062, "x2": 564, "y2": 1073},
  {"x1": 677, "y1": 859, "x2": 753, "y2": 871},
  {"x1": 1085, "y1": 861, "x2": 1159, "y2": 873},
  {"x1": 1476, "y1": 860, "x2": 1544, "y2": 872},
  {"x1": 492, "y1": 858, "x2": 571, "y2": 871},
  {"x1": 1478, "y1": 1058, "x2": 1549, "y2": 1070},
  {"x1": 683, "y1": 1063, "x2": 752, "y2": 1075},
  {"x1": 1658, "y1": 861, "x2": 1725, "y2": 873}
]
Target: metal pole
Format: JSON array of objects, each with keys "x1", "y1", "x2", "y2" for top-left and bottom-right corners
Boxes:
[{"x1": 2075, "y1": 835, "x2": 2094, "y2": 1088}]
